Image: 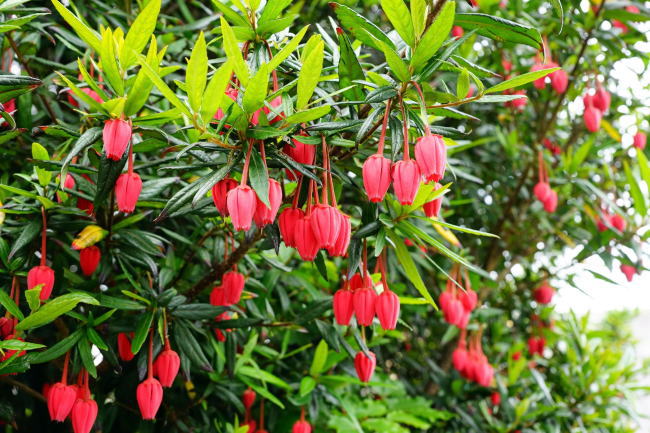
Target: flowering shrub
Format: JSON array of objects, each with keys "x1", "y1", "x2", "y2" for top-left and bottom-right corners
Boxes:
[{"x1": 0, "y1": 0, "x2": 648, "y2": 432}]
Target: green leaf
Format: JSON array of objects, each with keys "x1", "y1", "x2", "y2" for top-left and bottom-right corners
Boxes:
[
  {"x1": 377, "y1": 41, "x2": 410, "y2": 82},
  {"x1": 297, "y1": 35, "x2": 324, "y2": 109},
  {"x1": 29, "y1": 329, "x2": 83, "y2": 364},
  {"x1": 550, "y1": 0, "x2": 564, "y2": 33},
  {"x1": 386, "y1": 230, "x2": 436, "y2": 307},
  {"x1": 173, "y1": 321, "x2": 212, "y2": 370},
  {"x1": 0, "y1": 290, "x2": 23, "y2": 320},
  {"x1": 172, "y1": 304, "x2": 227, "y2": 320},
  {"x1": 485, "y1": 68, "x2": 559, "y2": 94},
  {"x1": 410, "y1": 0, "x2": 427, "y2": 40},
  {"x1": 455, "y1": 13, "x2": 542, "y2": 49},
  {"x1": 381, "y1": 0, "x2": 415, "y2": 47},
  {"x1": 0, "y1": 184, "x2": 55, "y2": 209},
  {"x1": 456, "y1": 68, "x2": 470, "y2": 100},
  {"x1": 299, "y1": 376, "x2": 317, "y2": 396},
  {"x1": 16, "y1": 292, "x2": 99, "y2": 331},
  {"x1": 624, "y1": 161, "x2": 646, "y2": 216},
  {"x1": 121, "y1": 0, "x2": 161, "y2": 68},
  {"x1": 411, "y1": 1, "x2": 455, "y2": 71},
  {"x1": 60, "y1": 127, "x2": 102, "y2": 181},
  {"x1": 25, "y1": 287, "x2": 41, "y2": 312},
  {"x1": 93, "y1": 150, "x2": 129, "y2": 209},
  {"x1": 249, "y1": 145, "x2": 270, "y2": 208},
  {"x1": 187, "y1": 32, "x2": 208, "y2": 113},
  {"x1": 285, "y1": 105, "x2": 331, "y2": 124},
  {"x1": 100, "y1": 28, "x2": 124, "y2": 96},
  {"x1": 51, "y1": 0, "x2": 102, "y2": 53},
  {"x1": 130, "y1": 309, "x2": 154, "y2": 355},
  {"x1": 636, "y1": 149, "x2": 650, "y2": 189},
  {"x1": 242, "y1": 64, "x2": 270, "y2": 114},
  {"x1": 220, "y1": 17, "x2": 250, "y2": 86},
  {"x1": 31, "y1": 142, "x2": 52, "y2": 187},
  {"x1": 0, "y1": 339, "x2": 44, "y2": 351},
  {"x1": 200, "y1": 60, "x2": 233, "y2": 124},
  {"x1": 309, "y1": 339, "x2": 328, "y2": 376},
  {"x1": 78, "y1": 337, "x2": 97, "y2": 378},
  {"x1": 125, "y1": 37, "x2": 159, "y2": 116},
  {"x1": 268, "y1": 25, "x2": 309, "y2": 71},
  {"x1": 330, "y1": 3, "x2": 394, "y2": 51},
  {"x1": 135, "y1": 55, "x2": 192, "y2": 117},
  {"x1": 56, "y1": 72, "x2": 106, "y2": 114},
  {"x1": 337, "y1": 30, "x2": 365, "y2": 102}
]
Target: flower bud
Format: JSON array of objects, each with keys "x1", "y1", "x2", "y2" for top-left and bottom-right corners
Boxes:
[
  {"x1": 610, "y1": 214, "x2": 626, "y2": 232},
  {"x1": 242, "y1": 388, "x2": 256, "y2": 409},
  {"x1": 327, "y1": 211, "x2": 351, "y2": 257},
  {"x1": 279, "y1": 207, "x2": 305, "y2": 248},
  {"x1": 71, "y1": 397, "x2": 98, "y2": 433},
  {"x1": 533, "y1": 181, "x2": 551, "y2": 203},
  {"x1": 391, "y1": 160, "x2": 421, "y2": 205},
  {"x1": 310, "y1": 204, "x2": 341, "y2": 249},
  {"x1": 583, "y1": 106, "x2": 602, "y2": 133},
  {"x1": 362, "y1": 154, "x2": 392, "y2": 202},
  {"x1": 137, "y1": 377, "x2": 163, "y2": 420},
  {"x1": 254, "y1": 179, "x2": 283, "y2": 227},
  {"x1": 79, "y1": 246, "x2": 101, "y2": 277},
  {"x1": 620, "y1": 264, "x2": 636, "y2": 282},
  {"x1": 154, "y1": 349, "x2": 180, "y2": 388},
  {"x1": 414, "y1": 134, "x2": 446, "y2": 183},
  {"x1": 292, "y1": 420, "x2": 312, "y2": 433},
  {"x1": 227, "y1": 185, "x2": 257, "y2": 231},
  {"x1": 117, "y1": 332, "x2": 135, "y2": 361},
  {"x1": 223, "y1": 271, "x2": 245, "y2": 304},
  {"x1": 27, "y1": 265, "x2": 55, "y2": 300},
  {"x1": 115, "y1": 172, "x2": 142, "y2": 213},
  {"x1": 48, "y1": 382, "x2": 77, "y2": 421},
  {"x1": 103, "y1": 118, "x2": 132, "y2": 161},
  {"x1": 354, "y1": 351, "x2": 376, "y2": 383},
  {"x1": 333, "y1": 287, "x2": 354, "y2": 326},
  {"x1": 633, "y1": 132, "x2": 646, "y2": 150},
  {"x1": 375, "y1": 289, "x2": 400, "y2": 330},
  {"x1": 210, "y1": 285, "x2": 228, "y2": 306},
  {"x1": 543, "y1": 189, "x2": 558, "y2": 213},
  {"x1": 550, "y1": 68, "x2": 568, "y2": 94},
  {"x1": 212, "y1": 178, "x2": 238, "y2": 216},
  {"x1": 294, "y1": 215, "x2": 320, "y2": 261},
  {"x1": 353, "y1": 287, "x2": 377, "y2": 326},
  {"x1": 533, "y1": 283, "x2": 554, "y2": 304}
]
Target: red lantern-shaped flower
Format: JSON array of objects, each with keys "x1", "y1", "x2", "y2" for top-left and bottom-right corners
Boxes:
[
  {"x1": 633, "y1": 132, "x2": 647, "y2": 150},
  {"x1": 414, "y1": 134, "x2": 446, "y2": 183},
  {"x1": 533, "y1": 181, "x2": 551, "y2": 203},
  {"x1": 28, "y1": 265, "x2": 55, "y2": 300},
  {"x1": 543, "y1": 190, "x2": 558, "y2": 213},
  {"x1": 620, "y1": 264, "x2": 636, "y2": 282},
  {"x1": 117, "y1": 332, "x2": 135, "y2": 361},
  {"x1": 210, "y1": 285, "x2": 228, "y2": 306},
  {"x1": 279, "y1": 207, "x2": 305, "y2": 248},
  {"x1": 533, "y1": 283, "x2": 554, "y2": 304},
  {"x1": 583, "y1": 105, "x2": 602, "y2": 133},
  {"x1": 310, "y1": 204, "x2": 341, "y2": 249},
  {"x1": 212, "y1": 178, "x2": 238, "y2": 216},
  {"x1": 610, "y1": 214, "x2": 626, "y2": 232},
  {"x1": 354, "y1": 351, "x2": 376, "y2": 383},
  {"x1": 327, "y1": 212, "x2": 351, "y2": 257},
  {"x1": 294, "y1": 215, "x2": 320, "y2": 261},
  {"x1": 115, "y1": 172, "x2": 142, "y2": 213},
  {"x1": 223, "y1": 271, "x2": 245, "y2": 304},
  {"x1": 254, "y1": 179, "x2": 283, "y2": 227},
  {"x1": 48, "y1": 382, "x2": 77, "y2": 421},
  {"x1": 242, "y1": 388, "x2": 256, "y2": 409},
  {"x1": 103, "y1": 118, "x2": 132, "y2": 161},
  {"x1": 391, "y1": 160, "x2": 421, "y2": 205},
  {"x1": 550, "y1": 68, "x2": 568, "y2": 94},
  {"x1": 154, "y1": 348, "x2": 180, "y2": 388},
  {"x1": 593, "y1": 86, "x2": 611, "y2": 112},
  {"x1": 333, "y1": 287, "x2": 355, "y2": 326},
  {"x1": 79, "y1": 246, "x2": 101, "y2": 276},
  {"x1": 362, "y1": 154, "x2": 392, "y2": 202},
  {"x1": 227, "y1": 185, "x2": 257, "y2": 231},
  {"x1": 292, "y1": 420, "x2": 312, "y2": 433},
  {"x1": 284, "y1": 133, "x2": 316, "y2": 166},
  {"x1": 353, "y1": 287, "x2": 377, "y2": 326},
  {"x1": 375, "y1": 290, "x2": 400, "y2": 330},
  {"x1": 136, "y1": 377, "x2": 163, "y2": 420},
  {"x1": 71, "y1": 397, "x2": 98, "y2": 433}
]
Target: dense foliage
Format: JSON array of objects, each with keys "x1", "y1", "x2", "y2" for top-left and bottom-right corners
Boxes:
[{"x1": 0, "y1": 0, "x2": 649, "y2": 432}]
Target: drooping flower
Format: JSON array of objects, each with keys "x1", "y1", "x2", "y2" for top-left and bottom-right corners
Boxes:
[
  {"x1": 136, "y1": 377, "x2": 163, "y2": 420},
  {"x1": 620, "y1": 264, "x2": 636, "y2": 282},
  {"x1": 415, "y1": 134, "x2": 446, "y2": 183},
  {"x1": 222, "y1": 270, "x2": 245, "y2": 304},
  {"x1": 491, "y1": 392, "x2": 501, "y2": 406},
  {"x1": 533, "y1": 181, "x2": 552, "y2": 203},
  {"x1": 354, "y1": 351, "x2": 376, "y2": 383},
  {"x1": 593, "y1": 85, "x2": 611, "y2": 112},
  {"x1": 533, "y1": 283, "x2": 554, "y2": 304},
  {"x1": 209, "y1": 285, "x2": 228, "y2": 306},
  {"x1": 327, "y1": 212, "x2": 351, "y2": 257},
  {"x1": 115, "y1": 172, "x2": 142, "y2": 213},
  {"x1": 254, "y1": 179, "x2": 283, "y2": 227},
  {"x1": 227, "y1": 185, "x2": 257, "y2": 231},
  {"x1": 310, "y1": 204, "x2": 341, "y2": 249},
  {"x1": 459, "y1": 289, "x2": 478, "y2": 312},
  {"x1": 284, "y1": 134, "x2": 316, "y2": 180},
  {"x1": 279, "y1": 207, "x2": 305, "y2": 248},
  {"x1": 79, "y1": 245, "x2": 101, "y2": 277},
  {"x1": 610, "y1": 214, "x2": 626, "y2": 232},
  {"x1": 242, "y1": 388, "x2": 256, "y2": 409},
  {"x1": 391, "y1": 160, "x2": 421, "y2": 205},
  {"x1": 451, "y1": 25, "x2": 464, "y2": 38},
  {"x1": 353, "y1": 287, "x2": 377, "y2": 326},
  {"x1": 153, "y1": 347, "x2": 180, "y2": 388},
  {"x1": 633, "y1": 132, "x2": 646, "y2": 150},
  {"x1": 117, "y1": 332, "x2": 135, "y2": 361},
  {"x1": 212, "y1": 178, "x2": 238, "y2": 216},
  {"x1": 103, "y1": 118, "x2": 132, "y2": 161},
  {"x1": 543, "y1": 189, "x2": 558, "y2": 213},
  {"x1": 375, "y1": 289, "x2": 400, "y2": 330},
  {"x1": 550, "y1": 68, "x2": 568, "y2": 94},
  {"x1": 294, "y1": 215, "x2": 320, "y2": 261},
  {"x1": 333, "y1": 286, "x2": 355, "y2": 326},
  {"x1": 362, "y1": 154, "x2": 392, "y2": 202},
  {"x1": 27, "y1": 265, "x2": 55, "y2": 300},
  {"x1": 48, "y1": 382, "x2": 77, "y2": 421},
  {"x1": 423, "y1": 184, "x2": 443, "y2": 218},
  {"x1": 71, "y1": 396, "x2": 98, "y2": 433}
]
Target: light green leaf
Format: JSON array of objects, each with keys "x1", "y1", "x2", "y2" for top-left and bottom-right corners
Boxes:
[
  {"x1": 51, "y1": 0, "x2": 102, "y2": 53},
  {"x1": 624, "y1": 161, "x2": 646, "y2": 216},
  {"x1": 242, "y1": 64, "x2": 269, "y2": 114},
  {"x1": 285, "y1": 105, "x2": 331, "y2": 124},
  {"x1": 299, "y1": 376, "x2": 317, "y2": 396},
  {"x1": 0, "y1": 184, "x2": 56, "y2": 209},
  {"x1": 0, "y1": 290, "x2": 23, "y2": 320},
  {"x1": 381, "y1": 0, "x2": 415, "y2": 47},
  {"x1": 16, "y1": 292, "x2": 99, "y2": 331},
  {"x1": 297, "y1": 35, "x2": 324, "y2": 109},
  {"x1": 100, "y1": 28, "x2": 124, "y2": 95},
  {"x1": 410, "y1": 0, "x2": 427, "y2": 39},
  {"x1": 187, "y1": 32, "x2": 208, "y2": 113},
  {"x1": 309, "y1": 339, "x2": 328, "y2": 376},
  {"x1": 136, "y1": 55, "x2": 192, "y2": 117},
  {"x1": 410, "y1": 1, "x2": 455, "y2": 71},
  {"x1": 455, "y1": 13, "x2": 542, "y2": 49},
  {"x1": 377, "y1": 41, "x2": 410, "y2": 82},
  {"x1": 121, "y1": 0, "x2": 161, "y2": 68},
  {"x1": 387, "y1": 230, "x2": 436, "y2": 307},
  {"x1": 31, "y1": 142, "x2": 52, "y2": 187},
  {"x1": 200, "y1": 60, "x2": 233, "y2": 124},
  {"x1": 486, "y1": 68, "x2": 559, "y2": 94},
  {"x1": 25, "y1": 287, "x2": 41, "y2": 312},
  {"x1": 268, "y1": 25, "x2": 309, "y2": 70},
  {"x1": 220, "y1": 17, "x2": 250, "y2": 86}
]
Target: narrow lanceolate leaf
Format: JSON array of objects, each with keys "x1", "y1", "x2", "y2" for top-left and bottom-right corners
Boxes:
[
  {"x1": 31, "y1": 142, "x2": 52, "y2": 187},
  {"x1": 268, "y1": 25, "x2": 309, "y2": 71},
  {"x1": 121, "y1": 0, "x2": 161, "y2": 68},
  {"x1": 637, "y1": 150, "x2": 650, "y2": 189},
  {"x1": 220, "y1": 17, "x2": 250, "y2": 86},
  {"x1": 100, "y1": 29, "x2": 124, "y2": 95},
  {"x1": 377, "y1": 41, "x2": 410, "y2": 83},
  {"x1": 455, "y1": 13, "x2": 543, "y2": 49},
  {"x1": 249, "y1": 145, "x2": 270, "y2": 207},
  {"x1": 330, "y1": 3, "x2": 394, "y2": 51},
  {"x1": 386, "y1": 230, "x2": 437, "y2": 307},
  {"x1": 0, "y1": 290, "x2": 23, "y2": 320},
  {"x1": 411, "y1": 1, "x2": 455, "y2": 71},
  {"x1": 337, "y1": 30, "x2": 365, "y2": 102},
  {"x1": 624, "y1": 161, "x2": 647, "y2": 216},
  {"x1": 94, "y1": 150, "x2": 129, "y2": 209},
  {"x1": 297, "y1": 35, "x2": 324, "y2": 109},
  {"x1": 242, "y1": 64, "x2": 270, "y2": 114},
  {"x1": 8, "y1": 219, "x2": 40, "y2": 261},
  {"x1": 381, "y1": 0, "x2": 415, "y2": 47},
  {"x1": 285, "y1": 105, "x2": 331, "y2": 124},
  {"x1": 29, "y1": 329, "x2": 83, "y2": 364},
  {"x1": 200, "y1": 60, "x2": 233, "y2": 124},
  {"x1": 16, "y1": 293, "x2": 99, "y2": 331},
  {"x1": 136, "y1": 55, "x2": 192, "y2": 117},
  {"x1": 56, "y1": 72, "x2": 106, "y2": 114},
  {"x1": 485, "y1": 68, "x2": 559, "y2": 94},
  {"x1": 410, "y1": 0, "x2": 427, "y2": 40},
  {"x1": 51, "y1": 0, "x2": 102, "y2": 53},
  {"x1": 187, "y1": 32, "x2": 208, "y2": 114},
  {"x1": 125, "y1": 37, "x2": 159, "y2": 116},
  {"x1": 60, "y1": 127, "x2": 102, "y2": 181},
  {"x1": 130, "y1": 309, "x2": 154, "y2": 354}
]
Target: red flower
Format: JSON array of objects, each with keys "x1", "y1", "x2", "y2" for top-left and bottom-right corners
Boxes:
[
  {"x1": 362, "y1": 154, "x2": 392, "y2": 202},
  {"x1": 71, "y1": 397, "x2": 98, "y2": 433},
  {"x1": 633, "y1": 132, "x2": 646, "y2": 150},
  {"x1": 414, "y1": 134, "x2": 446, "y2": 183},
  {"x1": 533, "y1": 283, "x2": 554, "y2": 304},
  {"x1": 254, "y1": 179, "x2": 283, "y2": 227},
  {"x1": 442, "y1": 298, "x2": 464, "y2": 326},
  {"x1": 592, "y1": 86, "x2": 611, "y2": 112},
  {"x1": 543, "y1": 189, "x2": 558, "y2": 213},
  {"x1": 210, "y1": 285, "x2": 228, "y2": 306},
  {"x1": 212, "y1": 178, "x2": 238, "y2": 216},
  {"x1": 292, "y1": 420, "x2": 312, "y2": 433},
  {"x1": 137, "y1": 377, "x2": 163, "y2": 420},
  {"x1": 223, "y1": 271, "x2": 245, "y2": 304},
  {"x1": 375, "y1": 290, "x2": 400, "y2": 330},
  {"x1": 294, "y1": 215, "x2": 320, "y2": 261},
  {"x1": 242, "y1": 388, "x2": 256, "y2": 409},
  {"x1": 310, "y1": 204, "x2": 341, "y2": 249},
  {"x1": 47, "y1": 382, "x2": 77, "y2": 421},
  {"x1": 533, "y1": 181, "x2": 551, "y2": 203},
  {"x1": 284, "y1": 133, "x2": 316, "y2": 166},
  {"x1": 154, "y1": 349, "x2": 180, "y2": 388},
  {"x1": 227, "y1": 185, "x2": 257, "y2": 231},
  {"x1": 103, "y1": 118, "x2": 132, "y2": 161},
  {"x1": 264, "y1": 95, "x2": 284, "y2": 124},
  {"x1": 452, "y1": 345, "x2": 468, "y2": 372},
  {"x1": 491, "y1": 391, "x2": 501, "y2": 406},
  {"x1": 79, "y1": 246, "x2": 101, "y2": 276},
  {"x1": 354, "y1": 351, "x2": 376, "y2": 383},
  {"x1": 115, "y1": 172, "x2": 142, "y2": 213},
  {"x1": 423, "y1": 184, "x2": 443, "y2": 218},
  {"x1": 550, "y1": 68, "x2": 568, "y2": 94},
  {"x1": 451, "y1": 25, "x2": 464, "y2": 38},
  {"x1": 391, "y1": 160, "x2": 421, "y2": 205},
  {"x1": 327, "y1": 212, "x2": 351, "y2": 257},
  {"x1": 333, "y1": 287, "x2": 355, "y2": 326},
  {"x1": 117, "y1": 332, "x2": 135, "y2": 361},
  {"x1": 620, "y1": 264, "x2": 636, "y2": 282},
  {"x1": 279, "y1": 207, "x2": 305, "y2": 248},
  {"x1": 353, "y1": 287, "x2": 377, "y2": 326},
  {"x1": 459, "y1": 288, "x2": 478, "y2": 312},
  {"x1": 583, "y1": 104, "x2": 602, "y2": 133},
  {"x1": 0, "y1": 317, "x2": 17, "y2": 339},
  {"x1": 610, "y1": 214, "x2": 626, "y2": 232},
  {"x1": 27, "y1": 265, "x2": 55, "y2": 300}
]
